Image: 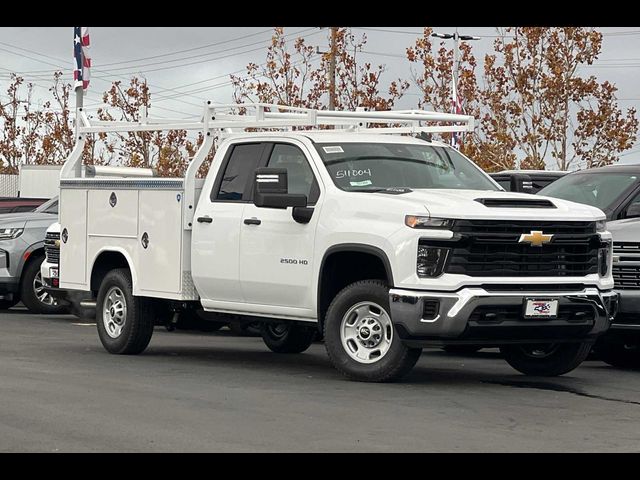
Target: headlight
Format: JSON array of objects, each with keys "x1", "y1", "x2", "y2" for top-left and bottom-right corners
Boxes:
[
  {"x1": 417, "y1": 244, "x2": 449, "y2": 277},
  {"x1": 0, "y1": 228, "x2": 24, "y2": 240},
  {"x1": 596, "y1": 220, "x2": 606, "y2": 232},
  {"x1": 406, "y1": 215, "x2": 454, "y2": 229}
]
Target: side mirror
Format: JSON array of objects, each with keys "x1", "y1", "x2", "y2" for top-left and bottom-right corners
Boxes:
[
  {"x1": 512, "y1": 173, "x2": 533, "y2": 193},
  {"x1": 626, "y1": 203, "x2": 640, "y2": 218},
  {"x1": 254, "y1": 168, "x2": 307, "y2": 209}
]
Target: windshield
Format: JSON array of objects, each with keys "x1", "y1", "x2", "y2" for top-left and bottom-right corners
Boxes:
[
  {"x1": 314, "y1": 142, "x2": 499, "y2": 192},
  {"x1": 34, "y1": 197, "x2": 58, "y2": 214},
  {"x1": 539, "y1": 173, "x2": 639, "y2": 210}
]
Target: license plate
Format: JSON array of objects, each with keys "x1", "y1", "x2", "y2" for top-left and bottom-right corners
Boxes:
[
  {"x1": 50, "y1": 267, "x2": 59, "y2": 279},
  {"x1": 524, "y1": 298, "x2": 558, "y2": 318}
]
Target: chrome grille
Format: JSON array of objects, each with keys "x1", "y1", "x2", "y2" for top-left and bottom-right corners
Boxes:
[
  {"x1": 44, "y1": 231, "x2": 60, "y2": 265},
  {"x1": 613, "y1": 242, "x2": 640, "y2": 290}
]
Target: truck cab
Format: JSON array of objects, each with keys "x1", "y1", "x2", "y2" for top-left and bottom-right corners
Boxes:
[{"x1": 57, "y1": 104, "x2": 618, "y2": 382}]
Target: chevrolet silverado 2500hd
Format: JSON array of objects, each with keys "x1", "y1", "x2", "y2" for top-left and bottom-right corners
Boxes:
[{"x1": 56, "y1": 104, "x2": 617, "y2": 382}]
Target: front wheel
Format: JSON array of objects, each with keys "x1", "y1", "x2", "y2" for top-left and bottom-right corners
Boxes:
[
  {"x1": 500, "y1": 342, "x2": 592, "y2": 376},
  {"x1": 96, "y1": 268, "x2": 154, "y2": 355},
  {"x1": 261, "y1": 322, "x2": 316, "y2": 353},
  {"x1": 20, "y1": 255, "x2": 66, "y2": 314},
  {"x1": 324, "y1": 280, "x2": 422, "y2": 382}
]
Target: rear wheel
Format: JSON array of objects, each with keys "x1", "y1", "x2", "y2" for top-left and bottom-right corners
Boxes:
[
  {"x1": 500, "y1": 342, "x2": 591, "y2": 376},
  {"x1": 598, "y1": 342, "x2": 640, "y2": 369},
  {"x1": 261, "y1": 322, "x2": 316, "y2": 353},
  {"x1": 20, "y1": 255, "x2": 66, "y2": 314},
  {"x1": 324, "y1": 280, "x2": 422, "y2": 382},
  {"x1": 96, "y1": 268, "x2": 154, "y2": 355}
]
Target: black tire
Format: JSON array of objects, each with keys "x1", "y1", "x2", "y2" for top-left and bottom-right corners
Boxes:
[
  {"x1": 443, "y1": 345, "x2": 482, "y2": 354},
  {"x1": 0, "y1": 298, "x2": 19, "y2": 310},
  {"x1": 261, "y1": 322, "x2": 316, "y2": 353},
  {"x1": 20, "y1": 255, "x2": 67, "y2": 314},
  {"x1": 324, "y1": 280, "x2": 422, "y2": 382},
  {"x1": 598, "y1": 342, "x2": 640, "y2": 369},
  {"x1": 500, "y1": 342, "x2": 592, "y2": 376},
  {"x1": 96, "y1": 268, "x2": 154, "y2": 355}
]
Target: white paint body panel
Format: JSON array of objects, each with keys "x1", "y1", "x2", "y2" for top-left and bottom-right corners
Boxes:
[
  {"x1": 19, "y1": 164, "x2": 63, "y2": 198},
  {"x1": 59, "y1": 189, "x2": 87, "y2": 286}
]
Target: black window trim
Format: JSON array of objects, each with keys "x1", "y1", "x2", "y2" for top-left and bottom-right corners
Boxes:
[
  {"x1": 210, "y1": 142, "x2": 269, "y2": 203},
  {"x1": 616, "y1": 184, "x2": 640, "y2": 220}
]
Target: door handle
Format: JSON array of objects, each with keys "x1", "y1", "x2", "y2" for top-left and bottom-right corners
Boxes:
[
  {"x1": 197, "y1": 216, "x2": 213, "y2": 223},
  {"x1": 243, "y1": 218, "x2": 261, "y2": 226}
]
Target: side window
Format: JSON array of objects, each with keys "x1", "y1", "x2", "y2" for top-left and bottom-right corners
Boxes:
[
  {"x1": 13, "y1": 205, "x2": 36, "y2": 213},
  {"x1": 623, "y1": 190, "x2": 640, "y2": 218},
  {"x1": 213, "y1": 143, "x2": 264, "y2": 202},
  {"x1": 267, "y1": 143, "x2": 320, "y2": 204},
  {"x1": 494, "y1": 179, "x2": 511, "y2": 191},
  {"x1": 43, "y1": 201, "x2": 58, "y2": 214}
]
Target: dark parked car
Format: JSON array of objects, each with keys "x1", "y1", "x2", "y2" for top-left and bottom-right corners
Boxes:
[
  {"x1": 539, "y1": 164, "x2": 640, "y2": 368},
  {"x1": 490, "y1": 170, "x2": 567, "y2": 193}
]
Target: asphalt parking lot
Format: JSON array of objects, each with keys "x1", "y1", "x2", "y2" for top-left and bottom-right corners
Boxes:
[{"x1": 1, "y1": 307, "x2": 639, "y2": 452}]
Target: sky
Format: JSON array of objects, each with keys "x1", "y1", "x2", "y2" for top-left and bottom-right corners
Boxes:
[{"x1": 1, "y1": 26, "x2": 640, "y2": 166}]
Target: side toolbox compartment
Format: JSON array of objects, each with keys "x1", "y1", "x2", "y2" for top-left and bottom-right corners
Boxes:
[
  {"x1": 59, "y1": 188, "x2": 88, "y2": 288},
  {"x1": 136, "y1": 189, "x2": 183, "y2": 295}
]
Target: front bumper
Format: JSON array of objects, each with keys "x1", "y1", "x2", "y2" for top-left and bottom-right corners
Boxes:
[
  {"x1": 0, "y1": 249, "x2": 19, "y2": 299},
  {"x1": 390, "y1": 286, "x2": 618, "y2": 347},
  {"x1": 0, "y1": 277, "x2": 20, "y2": 299}
]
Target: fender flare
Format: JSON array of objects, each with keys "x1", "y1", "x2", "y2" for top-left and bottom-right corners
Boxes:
[
  {"x1": 89, "y1": 247, "x2": 138, "y2": 293},
  {"x1": 317, "y1": 243, "x2": 395, "y2": 321}
]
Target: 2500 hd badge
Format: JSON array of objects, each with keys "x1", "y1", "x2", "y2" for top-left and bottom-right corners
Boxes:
[{"x1": 280, "y1": 258, "x2": 309, "y2": 265}]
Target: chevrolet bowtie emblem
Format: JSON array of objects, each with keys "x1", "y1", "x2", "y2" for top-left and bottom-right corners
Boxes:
[
  {"x1": 55, "y1": 239, "x2": 61, "y2": 248},
  {"x1": 518, "y1": 230, "x2": 553, "y2": 247}
]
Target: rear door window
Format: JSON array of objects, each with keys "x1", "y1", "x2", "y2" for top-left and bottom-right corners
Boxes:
[{"x1": 213, "y1": 143, "x2": 266, "y2": 202}]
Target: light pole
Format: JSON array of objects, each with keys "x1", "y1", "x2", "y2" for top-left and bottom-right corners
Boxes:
[
  {"x1": 431, "y1": 29, "x2": 480, "y2": 150},
  {"x1": 431, "y1": 29, "x2": 480, "y2": 88}
]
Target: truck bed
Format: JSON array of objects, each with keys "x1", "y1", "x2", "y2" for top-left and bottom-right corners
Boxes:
[{"x1": 59, "y1": 177, "x2": 203, "y2": 300}]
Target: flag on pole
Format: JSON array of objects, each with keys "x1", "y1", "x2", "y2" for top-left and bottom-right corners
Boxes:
[
  {"x1": 450, "y1": 72, "x2": 463, "y2": 149},
  {"x1": 73, "y1": 27, "x2": 91, "y2": 90}
]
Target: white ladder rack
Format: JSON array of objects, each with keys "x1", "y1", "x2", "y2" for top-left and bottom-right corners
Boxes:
[{"x1": 61, "y1": 102, "x2": 475, "y2": 230}]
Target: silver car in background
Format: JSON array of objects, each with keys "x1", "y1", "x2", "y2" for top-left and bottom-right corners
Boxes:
[{"x1": 0, "y1": 197, "x2": 66, "y2": 313}]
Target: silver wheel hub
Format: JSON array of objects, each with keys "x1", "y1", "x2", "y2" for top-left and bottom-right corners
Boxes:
[
  {"x1": 103, "y1": 286, "x2": 127, "y2": 339},
  {"x1": 341, "y1": 301, "x2": 393, "y2": 364},
  {"x1": 33, "y1": 270, "x2": 56, "y2": 306}
]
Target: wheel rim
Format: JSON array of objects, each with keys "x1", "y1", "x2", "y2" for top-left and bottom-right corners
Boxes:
[
  {"x1": 266, "y1": 323, "x2": 288, "y2": 339},
  {"x1": 33, "y1": 270, "x2": 56, "y2": 306},
  {"x1": 340, "y1": 301, "x2": 393, "y2": 364},
  {"x1": 520, "y1": 343, "x2": 560, "y2": 359},
  {"x1": 103, "y1": 286, "x2": 127, "y2": 339}
]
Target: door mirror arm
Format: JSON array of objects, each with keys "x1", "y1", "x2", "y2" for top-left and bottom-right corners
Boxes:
[{"x1": 292, "y1": 206, "x2": 314, "y2": 224}]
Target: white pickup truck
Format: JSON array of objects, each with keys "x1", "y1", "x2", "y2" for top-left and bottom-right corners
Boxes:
[{"x1": 55, "y1": 104, "x2": 618, "y2": 382}]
